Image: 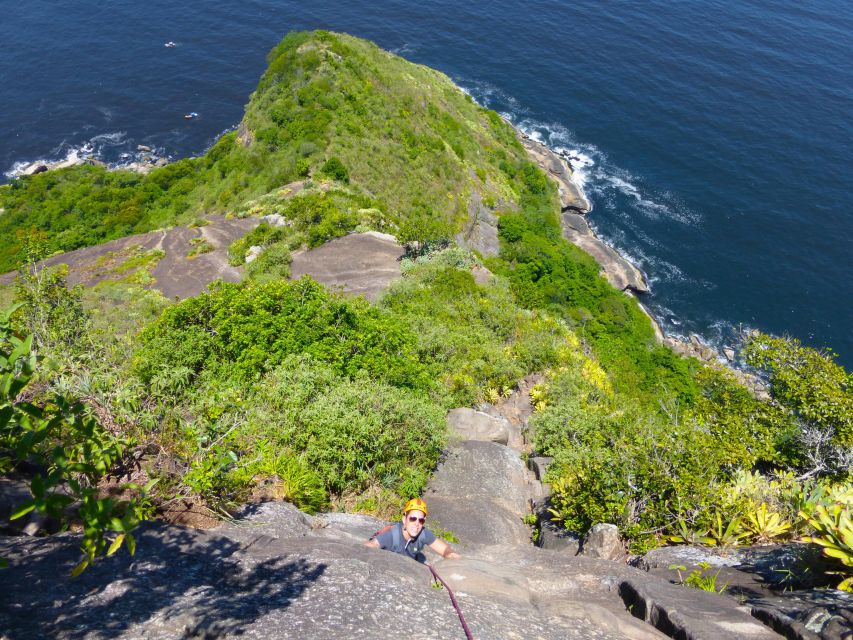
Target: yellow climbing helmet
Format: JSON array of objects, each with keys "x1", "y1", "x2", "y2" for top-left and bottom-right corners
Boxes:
[{"x1": 403, "y1": 497, "x2": 428, "y2": 516}]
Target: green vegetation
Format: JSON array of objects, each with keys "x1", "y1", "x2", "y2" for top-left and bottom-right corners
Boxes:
[
  {"x1": 668, "y1": 562, "x2": 728, "y2": 594},
  {"x1": 0, "y1": 30, "x2": 849, "y2": 588},
  {"x1": 1, "y1": 306, "x2": 154, "y2": 574},
  {"x1": 0, "y1": 30, "x2": 533, "y2": 271}
]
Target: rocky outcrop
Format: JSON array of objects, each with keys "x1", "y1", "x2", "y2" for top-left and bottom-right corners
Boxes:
[
  {"x1": 0, "y1": 215, "x2": 258, "y2": 299},
  {"x1": 456, "y1": 185, "x2": 501, "y2": 257},
  {"x1": 519, "y1": 134, "x2": 591, "y2": 213},
  {"x1": 446, "y1": 407, "x2": 510, "y2": 444},
  {"x1": 580, "y1": 523, "x2": 626, "y2": 561},
  {"x1": 561, "y1": 212, "x2": 649, "y2": 293},
  {"x1": 637, "y1": 545, "x2": 853, "y2": 640},
  {"x1": 288, "y1": 231, "x2": 405, "y2": 301}
]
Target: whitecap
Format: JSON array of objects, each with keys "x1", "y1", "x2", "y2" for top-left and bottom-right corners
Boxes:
[{"x1": 90, "y1": 131, "x2": 127, "y2": 145}]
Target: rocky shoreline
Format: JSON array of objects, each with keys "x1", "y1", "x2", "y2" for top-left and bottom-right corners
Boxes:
[
  {"x1": 517, "y1": 130, "x2": 770, "y2": 395},
  {"x1": 11, "y1": 125, "x2": 754, "y2": 387},
  {"x1": 14, "y1": 144, "x2": 169, "y2": 178}
]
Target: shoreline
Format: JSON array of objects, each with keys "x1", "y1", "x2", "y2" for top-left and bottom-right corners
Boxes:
[
  {"x1": 7, "y1": 119, "x2": 749, "y2": 383},
  {"x1": 516, "y1": 127, "x2": 766, "y2": 392}
]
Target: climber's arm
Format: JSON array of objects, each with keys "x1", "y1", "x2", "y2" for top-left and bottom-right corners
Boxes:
[{"x1": 429, "y1": 538, "x2": 460, "y2": 559}]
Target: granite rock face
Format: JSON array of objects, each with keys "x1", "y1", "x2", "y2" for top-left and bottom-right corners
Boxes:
[
  {"x1": 289, "y1": 231, "x2": 404, "y2": 301},
  {"x1": 446, "y1": 407, "x2": 511, "y2": 444},
  {"x1": 457, "y1": 186, "x2": 501, "y2": 257}
]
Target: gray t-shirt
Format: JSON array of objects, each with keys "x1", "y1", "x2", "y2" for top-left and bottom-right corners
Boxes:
[{"x1": 374, "y1": 522, "x2": 436, "y2": 562}]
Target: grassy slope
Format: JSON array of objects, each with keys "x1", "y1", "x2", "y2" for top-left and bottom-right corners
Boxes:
[{"x1": 0, "y1": 31, "x2": 530, "y2": 271}]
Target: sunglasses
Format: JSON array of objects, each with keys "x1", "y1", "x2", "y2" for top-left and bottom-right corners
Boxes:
[{"x1": 407, "y1": 515, "x2": 426, "y2": 524}]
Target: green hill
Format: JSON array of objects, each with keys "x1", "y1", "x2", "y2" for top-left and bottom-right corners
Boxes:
[
  {"x1": 2, "y1": 31, "x2": 850, "y2": 571},
  {"x1": 0, "y1": 30, "x2": 533, "y2": 270}
]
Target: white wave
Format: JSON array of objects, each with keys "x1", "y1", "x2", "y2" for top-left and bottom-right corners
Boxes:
[
  {"x1": 390, "y1": 43, "x2": 416, "y2": 56},
  {"x1": 90, "y1": 131, "x2": 127, "y2": 145},
  {"x1": 458, "y1": 79, "x2": 527, "y2": 115}
]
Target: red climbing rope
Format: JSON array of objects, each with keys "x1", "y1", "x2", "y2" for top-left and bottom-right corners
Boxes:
[{"x1": 428, "y1": 564, "x2": 474, "y2": 640}]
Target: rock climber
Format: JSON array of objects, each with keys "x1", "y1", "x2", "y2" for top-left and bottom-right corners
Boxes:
[{"x1": 365, "y1": 497, "x2": 461, "y2": 563}]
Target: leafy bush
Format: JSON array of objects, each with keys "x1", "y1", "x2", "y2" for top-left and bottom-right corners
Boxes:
[
  {"x1": 245, "y1": 242, "x2": 292, "y2": 283},
  {"x1": 0, "y1": 307, "x2": 152, "y2": 574},
  {"x1": 218, "y1": 356, "x2": 445, "y2": 498},
  {"x1": 745, "y1": 333, "x2": 853, "y2": 476},
  {"x1": 134, "y1": 278, "x2": 432, "y2": 390},
  {"x1": 228, "y1": 223, "x2": 289, "y2": 265},
  {"x1": 799, "y1": 484, "x2": 853, "y2": 591},
  {"x1": 319, "y1": 157, "x2": 350, "y2": 183}
]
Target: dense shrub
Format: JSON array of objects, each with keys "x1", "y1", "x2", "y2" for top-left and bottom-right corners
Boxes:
[
  {"x1": 239, "y1": 357, "x2": 445, "y2": 495},
  {"x1": 319, "y1": 157, "x2": 350, "y2": 183},
  {"x1": 381, "y1": 250, "x2": 579, "y2": 404},
  {"x1": 134, "y1": 278, "x2": 432, "y2": 390},
  {"x1": 745, "y1": 334, "x2": 853, "y2": 466}
]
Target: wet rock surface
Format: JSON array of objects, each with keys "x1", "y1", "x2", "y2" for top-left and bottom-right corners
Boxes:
[{"x1": 519, "y1": 134, "x2": 591, "y2": 213}]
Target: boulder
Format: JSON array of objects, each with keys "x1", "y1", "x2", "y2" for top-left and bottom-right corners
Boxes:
[
  {"x1": 471, "y1": 264, "x2": 492, "y2": 285},
  {"x1": 261, "y1": 213, "x2": 288, "y2": 227},
  {"x1": 426, "y1": 441, "x2": 532, "y2": 516},
  {"x1": 446, "y1": 407, "x2": 510, "y2": 444},
  {"x1": 244, "y1": 245, "x2": 263, "y2": 263},
  {"x1": 580, "y1": 523, "x2": 625, "y2": 561}
]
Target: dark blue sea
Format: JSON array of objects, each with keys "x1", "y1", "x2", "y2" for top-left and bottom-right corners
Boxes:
[{"x1": 2, "y1": 0, "x2": 851, "y2": 367}]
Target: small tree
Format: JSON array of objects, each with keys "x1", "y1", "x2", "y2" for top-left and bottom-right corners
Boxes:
[
  {"x1": 0, "y1": 306, "x2": 153, "y2": 574},
  {"x1": 13, "y1": 227, "x2": 88, "y2": 354},
  {"x1": 744, "y1": 333, "x2": 853, "y2": 478}
]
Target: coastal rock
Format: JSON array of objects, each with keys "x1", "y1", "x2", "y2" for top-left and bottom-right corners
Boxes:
[
  {"x1": 724, "y1": 347, "x2": 736, "y2": 362},
  {"x1": 137, "y1": 145, "x2": 152, "y2": 152},
  {"x1": 580, "y1": 523, "x2": 625, "y2": 561},
  {"x1": 519, "y1": 134, "x2": 591, "y2": 213},
  {"x1": 561, "y1": 213, "x2": 649, "y2": 292},
  {"x1": 446, "y1": 407, "x2": 510, "y2": 444}
]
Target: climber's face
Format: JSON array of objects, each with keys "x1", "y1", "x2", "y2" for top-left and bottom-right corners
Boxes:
[{"x1": 403, "y1": 510, "x2": 426, "y2": 538}]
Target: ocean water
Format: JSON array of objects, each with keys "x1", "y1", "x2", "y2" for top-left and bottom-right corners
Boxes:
[{"x1": 2, "y1": 0, "x2": 851, "y2": 366}]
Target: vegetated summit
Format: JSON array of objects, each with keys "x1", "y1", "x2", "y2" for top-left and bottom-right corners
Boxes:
[{"x1": 0, "y1": 30, "x2": 535, "y2": 271}]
